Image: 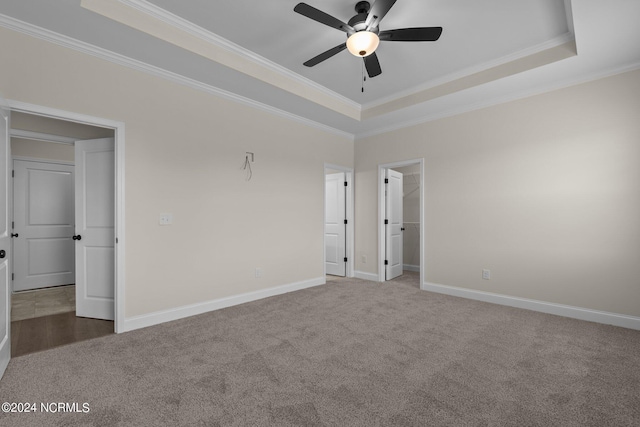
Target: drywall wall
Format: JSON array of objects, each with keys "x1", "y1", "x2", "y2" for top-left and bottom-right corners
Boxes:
[
  {"x1": 12, "y1": 111, "x2": 114, "y2": 140},
  {"x1": 11, "y1": 138, "x2": 74, "y2": 162},
  {"x1": 10, "y1": 112, "x2": 114, "y2": 162},
  {"x1": 356, "y1": 69, "x2": 640, "y2": 317},
  {"x1": 0, "y1": 27, "x2": 354, "y2": 318}
]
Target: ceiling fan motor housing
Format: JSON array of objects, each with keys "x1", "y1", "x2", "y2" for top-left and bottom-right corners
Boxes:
[
  {"x1": 349, "y1": 1, "x2": 379, "y2": 33},
  {"x1": 348, "y1": 13, "x2": 370, "y2": 32},
  {"x1": 355, "y1": 1, "x2": 371, "y2": 14}
]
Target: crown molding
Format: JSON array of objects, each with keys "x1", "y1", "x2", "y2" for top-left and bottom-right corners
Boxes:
[
  {"x1": 0, "y1": 14, "x2": 354, "y2": 141},
  {"x1": 362, "y1": 0, "x2": 577, "y2": 113},
  {"x1": 80, "y1": 0, "x2": 360, "y2": 119},
  {"x1": 362, "y1": 32, "x2": 576, "y2": 113},
  {"x1": 120, "y1": 0, "x2": 360, "y2": 113},
  {"x1": 355, "y1": 60, "x2": 640, "y2": 140}
]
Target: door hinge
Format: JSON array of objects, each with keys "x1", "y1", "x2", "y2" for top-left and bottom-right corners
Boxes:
[
  {"x1": 12, "y1": 221, "x2": 14, "y2": 229},
  {"x1": 344, "y1": 219, "x2": 348, "y2": 225},
  {"x1": 115, "y1": 237, "x2": 118, "y2": 244},
  {"x1": 12, "y1": 170, "x2": 15, "y2": 178},
  {"x1": 384, "y1": 178, "x2": 388, "y2": 184},
  {"x1": 384, "y1": 219, "x2": 388, "y2": 225},
  {"x1": 384, "y1": 260, "x2": 389, "y2": 265},
  {"x1": 344, "y1": 181, "x2": 348, "y2": 187},
  {"x1": 344, "y1": 257, "x2": 348, "y2": 263},
  {"x1": 12, "y1": 273, "x2": 14, "y2": 281}
]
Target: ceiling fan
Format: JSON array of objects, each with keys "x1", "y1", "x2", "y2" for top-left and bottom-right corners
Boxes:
[{"x1": 294, "y1": 0, "x2": 443, "y2": 78}]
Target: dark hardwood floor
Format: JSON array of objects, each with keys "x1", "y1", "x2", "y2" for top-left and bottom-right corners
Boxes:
[{"x1": 11, "y1": 311, "x2": 114, "y2": 357}]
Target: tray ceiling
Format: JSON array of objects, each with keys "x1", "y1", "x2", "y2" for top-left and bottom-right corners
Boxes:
[{"x1": 1, "y1": 0, "x2": 639, "y2": 138}]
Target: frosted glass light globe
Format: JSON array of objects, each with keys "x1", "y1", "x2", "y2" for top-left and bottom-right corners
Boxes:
[{"x1": 346, "y1": 31, "x2": 380, "y2": 57}]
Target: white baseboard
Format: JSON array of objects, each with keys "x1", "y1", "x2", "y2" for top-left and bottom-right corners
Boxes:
[
  {"x1": 422, "y1": 282, "x2": 640, "y2": 330},
  {"x1": 354, "y1": 270, "x2": 380, "y2": 281},
  {"x1": 123, "y1": 277, "x2": 325, "y2": 332},
  {"x1": 403, "y1": 264, "x2": 420, "y2": 272}
]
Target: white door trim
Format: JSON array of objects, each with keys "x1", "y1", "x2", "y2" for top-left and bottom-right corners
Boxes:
[
  {"x1": 324, "y1": 163, "x2": 354, "y2": 278},
  {"x1": 12, "y1": 156, "x2": 74, "y2": 166},
  {"x1": 7, "y1": 100, "x2": 125, "y2": 333},
  {"x1": 0, "y1": 97, "x2": 11, "y2": 379},
  {"x1": 378, "y1": 159, "x2": 425, "y2": 286}
]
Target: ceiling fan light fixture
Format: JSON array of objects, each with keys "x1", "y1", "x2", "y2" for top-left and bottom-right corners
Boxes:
[{"x1": 346, "y1": 31, "x2": 379, "y2": 57}]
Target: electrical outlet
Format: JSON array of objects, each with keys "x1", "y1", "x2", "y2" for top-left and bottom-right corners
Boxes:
[
  {"x1": 159, "y1": 213, "x2": 173, "y2": 225},
  {"x1": 255, "y1": 268, "x2": 263, "y2": 278},
  {"x1": 482, "y1": 269, "x2": 491, "y2": 280},
  {"x1": 362, "y1": 255, "x2": 367, "y2": 264}
]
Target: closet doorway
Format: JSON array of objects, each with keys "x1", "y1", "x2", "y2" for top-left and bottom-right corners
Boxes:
[
  {"x1": 9, "y1": 111, "x2": 115, "y2": 356},
  {"x1": 378, "y1": 159, "x2": 424, "y2": 289}
]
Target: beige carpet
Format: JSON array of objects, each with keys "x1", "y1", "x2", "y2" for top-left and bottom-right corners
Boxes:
[{"x1": 0, "y1": 276, "x2": 639, "y2": 426}]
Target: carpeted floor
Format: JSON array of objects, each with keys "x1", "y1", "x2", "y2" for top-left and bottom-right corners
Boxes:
[{"x1": 1, "y1": 275, "x2": 639, "y2": 426}]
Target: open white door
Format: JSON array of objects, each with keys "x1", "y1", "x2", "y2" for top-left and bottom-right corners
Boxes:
[
  {"x1": 325, "y1": 172, "x2": 346, "y2": 276},
  {"x1": 12, "y1": 160, "x2": 75, "y2": 291},
  {"x1": 385, "y1": 169, "x2": 403, "y2": 280},
  {"x1": 0, "y1": 99, "x2": 11, "y2": 379},
  {"x1": 75, "y1": 138, "x2": 114, "y2": 320}
]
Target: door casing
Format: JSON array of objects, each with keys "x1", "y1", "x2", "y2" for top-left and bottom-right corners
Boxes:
[
  {"x1": 7, "y1": 100, "x2": 125, "y2": 333},
  {"x1": 0, "y1": 98, "x2": 11, "y2": 380},
  {"x1": 378, "y1": 159, "x2": 425, "y2": 287}
]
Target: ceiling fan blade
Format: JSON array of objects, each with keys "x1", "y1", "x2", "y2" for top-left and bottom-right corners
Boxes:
[
  {"x1": 303, "y1": 43, "x2": 347, "y2": 67},
  {"x1": 294, "y1": 3, "x2": 354, "y2": 34},
  {"x1": 364, "y1": 52, "x2": 382, "y2": 78},
  {"x1": 365, "y1": 0, "x2": 398, "y2": 29},
  {"x1": 379, "y1": 27, "x2": 443, "y2": 42}
]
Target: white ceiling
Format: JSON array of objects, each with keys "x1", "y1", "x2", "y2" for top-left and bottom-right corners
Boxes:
[
  {"x1": 1, "y1": 0, "x2": 639, "y2": 139},
  {"x1": 146, "y1": 0, "x2": 570, "y2": 104}
]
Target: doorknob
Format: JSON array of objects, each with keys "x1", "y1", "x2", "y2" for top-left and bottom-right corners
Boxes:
[
  {"x1": 11, "y1": 233, "x2": 18, "y2": 238},
  {"x1": 0, "y1": 250, "x2": 5, "y2": 259},
  {"x1": 72, "y1": 235, "x2": 82, "y2": 241}
]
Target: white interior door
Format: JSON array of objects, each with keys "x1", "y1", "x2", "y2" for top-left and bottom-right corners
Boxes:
[
  {"x1": 325, "y1": 172, "x2": 346, "y2": 276},
  {"x1": 12, "y1": 160, "x2": 75, "y2": 291},
  {"x1": 75, "y1": 138, "x2": 114, "y2": 320},
  {"x1": 385, "y1": 169, "x2": 403, "y2": 280},
  {"x1": 0, "y1": 100, "x2": 11, "y2": 379}
]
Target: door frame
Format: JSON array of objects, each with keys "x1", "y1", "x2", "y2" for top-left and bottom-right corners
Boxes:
[
  {"x1": 378, "y1": 159, "x2": 424, "y2": 287},
  {"x1": 7, "y1": 100, "x2": 125, "y2": 333},
  {"x1": 324, "y1": 163, "x2": 354, "y2": 278}
]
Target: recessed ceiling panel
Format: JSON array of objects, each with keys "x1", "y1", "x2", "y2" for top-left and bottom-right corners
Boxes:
[{"x1": 148, "y1": 0, "x2": 569, "y2": 104}]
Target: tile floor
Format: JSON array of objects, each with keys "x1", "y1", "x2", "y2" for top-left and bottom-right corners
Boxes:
[
  {"x1": 11, "y1": 285, "x2": 76, "y2": 322},
  {"x1": 326, "y1": 270, "x2": 420, "y2": 288}
]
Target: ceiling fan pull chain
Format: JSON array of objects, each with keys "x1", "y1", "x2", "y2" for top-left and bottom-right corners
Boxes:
[{"x1": 362, "y1": 61, "x2": 366, "y2": 93}]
